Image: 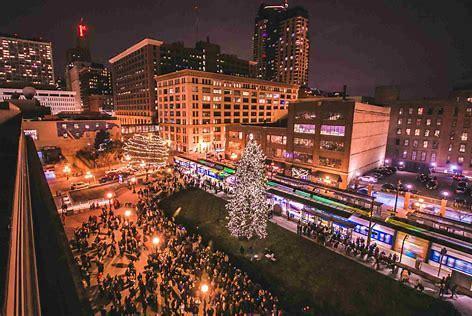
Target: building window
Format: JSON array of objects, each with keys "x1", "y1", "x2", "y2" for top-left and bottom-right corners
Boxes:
[
  {"x1": 426, "y1": 119, "x2": 431, "y2": 126},
  {"x1": 295, "y1": 111, "x2": 316, "y2": 120},
  {"x1": 458, "y1": 156, "x2": 464, "y2": 164},
  {"x1": 399, "y1": 107, "x2": 404, "y2": 115},
  {"x1": 319, "y1": 156, "x2": 342, "y2": 168},
  {"x1": 320, "y1": 125, "x2": 345, "y2": 136},
  {"x1": 412, "y1": 140, "x2": 418, "y2": 148},
  {"x1": 448, "y1": 144, "x2": 453, "y2": 152},
  {"x1": 418, "y1": 107, "x2": 424, "y2": 115},
  {"x1": 411, "y1": 151, "x2": 417, "y2": 160},
  {"x1": 431, "y1": 152, "x2": 436, "y2": 162},
  {"x1": 408, "y1": 107, "x2": 414, "y2": 115},
  {"x1": 406, "y1": 128, "x2": 411, "y2": 136},
  {"x1": 397, "y1": 118, "x2": 402, "y2": 125},
  {"x1": 423, "y1": 140, "x2": 428, "y2": 148},
  {"x1": 396, "y1": 128, "x2": 402, "y2": 135},
  {"x1": 414, "y1": 129, "x2": 420, "y2": 136},
  {"x1": 434, "y1": 130, "x2": 440, "y2": 137},
  {"x1": 325, "y1": 112, "x2": 344, "y2": 120},
  {"x1": 459, "y1": 144, "x2": 466, "y2": 153},
  {"x1": 294, "y1": 124, "x2": 316, "y2": 134},
  {"x1": 402, "y1": 150, "x2": 408, "y2": 158},
  {"x1": 420, "y1": 151, "x2": 427, "y2": 161},
  {"x1": 294, "y1": 137, "x2": 314, "y2": 148},
  {"x1": 407, "y1": 118, "x2": 412, "y2": 125},
  {"x1": 24, "y1": 129, "x2": 38, "y2": 140},
  {"x1": 424, "y1": 130, "x2": 430, "y2": 137},
  {"x1": 268, "y1": 135, "x2": 287, "y2": 145},
  {"x1": 293, "y1": 151, "x2": 313, "y2": 164},
  {"x1": 404, "y1": 139, "x2": 409, "y2": 146},
  {"x1": 461, "y1": 132, "x2": 468, "y2": 141},
  {"x1": 320, "y1": 140, "x2": 344, "y2": 152},
  {"x1": 436, "y1": 118, "x2": 442, "y2": 126}
]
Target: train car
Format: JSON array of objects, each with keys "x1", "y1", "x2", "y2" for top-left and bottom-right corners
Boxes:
[
  {"x1": 428, "y1": 243, "x2": 472, "y2": 276},
  {"x1": 349, "y1": 215, "x2": 396, "y2": 248}
]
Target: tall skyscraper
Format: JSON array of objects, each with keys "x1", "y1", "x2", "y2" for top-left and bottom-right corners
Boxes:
[
  {"x1": 66, "y1": 19, "x2": 92, "y2": 65},
  {"x1": 252, "y1": 2, "x2": 310, "y2": 86},
  {"x1": 66, "y1": 62, "x2": 112, "y2": 112},
  {"x1": 109, "y1": 38, "x2": 256, "y2": 125},
  {"x1": 0, "y1": 33, "x2": 55, "y2": 89}
]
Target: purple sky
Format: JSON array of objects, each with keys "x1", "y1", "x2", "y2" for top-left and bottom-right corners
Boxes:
[{"x1": 2, "y1": 0, "x2": 471, "y2": 98}]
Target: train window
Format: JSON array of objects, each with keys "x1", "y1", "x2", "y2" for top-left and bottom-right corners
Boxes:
[{"x1": 430, "y1": 250, "x2": 472, "y2": 275}]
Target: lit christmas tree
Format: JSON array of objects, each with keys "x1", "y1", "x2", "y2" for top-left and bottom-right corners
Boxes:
[
  {"x1": 124, "y1": 133, "x2": 169, "y2": 168},
  {"x1": 226, "y1": 135, "x2": 270, "y2": 239}
]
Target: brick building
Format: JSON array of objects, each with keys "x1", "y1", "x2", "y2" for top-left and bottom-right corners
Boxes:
[
  {"x1": 385, "y1": 98, "x2": 472, "y2": 174},
  {"x1": 225, "y1": 99, "x2": 391, "y2": 188},
  {"x1": 156, "y1": 69, "x2": 298, "y2": 154}
]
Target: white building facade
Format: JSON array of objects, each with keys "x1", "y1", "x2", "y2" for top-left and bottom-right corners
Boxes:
[{"x1": 0, "y1": 88, "x2": 82, "y2": 115}]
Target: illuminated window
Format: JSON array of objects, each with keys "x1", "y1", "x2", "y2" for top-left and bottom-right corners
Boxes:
[
  {"x1": 294, "y1": 137, "x2": 314, "y2": 147},
  {"x1": 294, "y1": 124, "x2": 315, "y2": 134},
  {"x1": 459, "y1": 144, "x2": 466, "y2": 153},
  {"x1": 320, "y1": 125, "x2": 345, "y2": 136},
  {"x1": 320, "y1": 140, "x2": 344, "y2": 152}
]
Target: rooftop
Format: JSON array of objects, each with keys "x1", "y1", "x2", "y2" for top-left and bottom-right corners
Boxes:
[{"x1": 109, "y1": 38, "x2": 164, "y2": 64}]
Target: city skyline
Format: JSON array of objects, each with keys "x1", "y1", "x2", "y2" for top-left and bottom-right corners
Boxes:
[{"x1": 2, "y1": 0, "x2": 471, "y2": 98}]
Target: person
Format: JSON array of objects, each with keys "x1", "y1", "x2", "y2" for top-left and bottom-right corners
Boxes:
[
  {"x1": 415, "y1": 257, "x2": 422, "y2": 270},
  {"x1": 401, "y1": 268, "x2": 410, "y2": 284},
  {"x1": 414, "y1": 279, "x2": 424, "y2": 292}
]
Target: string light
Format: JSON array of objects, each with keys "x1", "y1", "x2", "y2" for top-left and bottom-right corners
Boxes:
[
  {"x1": 226, "y1": 137, "x2": 270, "y2": 240},
  {"x1": 124, "y1": 133, "x2": 169, "y2": 168}
]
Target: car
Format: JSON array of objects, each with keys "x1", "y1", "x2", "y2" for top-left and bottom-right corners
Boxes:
[
  {"x1": 358, "y1": 175, "x2": 378, "y2": 183},
  {"x1": 99, "y1": 176, "x2": 113, "y2": 184},
  {"x1": 455, "y1": 187, "x2": 467, "y2": 194},
  {"x1": 417, "y1": 173, "x2": 430, "y2": 183},
  {"x1": 381, "y1": 183, "x2": 396, "y2": 192},
  {"x1": 105, "y1": 168, "x2": 120, "y2": 175},
  {"x1": 452, "y1": 174, "x2": 468, "y2": 182},
  {"x1": 70, "y1": 182, "x2": 89, "y2": 190},
  {"x1": 62, "y1": 195, "x2": 72, "y2": 205},
  {"x1": 425, "y1": 180, "x2": 438, "y2": 190}
]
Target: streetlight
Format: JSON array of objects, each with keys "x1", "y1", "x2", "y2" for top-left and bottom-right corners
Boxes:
[
  {"x1": 152, "y1": 236, "x2": 160, "y2": 254},
  {"x1": 399, "y1": 234, "x2": 409, "y2": 264},
  {"x1": 124, "y1": 209, "x2": 132, "y2": 226},
  {"x1": 200, "y1": 283, "x2": 209, "y2": 313},
  {"x1": 392, "y1": 180, "x2": 402, "y2": 216},
  {"x1": 442, "y1": 191, "x2": 449, "y2": 198},
  {"x1": 437, "y1": 247, "x2": 447, "y2": 277},
  {"x1": 106, "y1": 192, "x2": 113, "y2": 206},
  {"x1": 63, "y1": 165, "x2": 71, "y2": 180},
  {"x1": 366, "y1": 189, "x2": 376, "y2": 247}
]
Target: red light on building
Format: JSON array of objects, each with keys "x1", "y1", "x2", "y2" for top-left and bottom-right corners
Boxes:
[{"x1": 78, "y1": 24, "x2": 87, "y2": 38}]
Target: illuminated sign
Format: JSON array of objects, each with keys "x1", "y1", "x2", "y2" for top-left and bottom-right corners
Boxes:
[{"x1": 78, "y1": 24, "x2": 87, "y2": 38}]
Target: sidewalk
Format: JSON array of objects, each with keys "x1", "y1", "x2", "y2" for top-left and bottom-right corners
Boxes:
[{"x1": 270, "y1": 214, "x2": 472, "y2": 315}]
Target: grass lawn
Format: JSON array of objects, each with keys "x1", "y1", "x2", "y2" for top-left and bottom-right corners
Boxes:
[{"x1": 159, "y1": 189, "x2": 458, "y2": 316}]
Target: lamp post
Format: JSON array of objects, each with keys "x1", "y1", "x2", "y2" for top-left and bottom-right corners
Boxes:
[
  {"x1": 200, "y1": 283, "x2": 209, "y2": 314},
  {"x1": 152, "y1": 236, "x2": 160, "y2": 255},
  {"x1": 106, "y1": 192, "x2": 113, "y2": 207},
  {"x1": 392, "y1": 180, "x2": 402, "y2": 215},
  {"x1": 130, "y1": 176, "x2": 137, "y2": 193},
  {"x1": 63, "y1": 165, "x2": 71, "y2": 180},
  {"x1": 124, "y1": 209, "x2": 131, "y2": 226},
  {"x1": 399, "y1": 234, "x2": 409, "y2": 264},
  {"x1": 366, "y1": 193, "x2": 376, "y2": 247},
  {"x1": 437, "y1": 247, "x2": 447, "y2": 277},
  {"x1": 440, "y1": 191, "x2": 449, "y2": 217}
]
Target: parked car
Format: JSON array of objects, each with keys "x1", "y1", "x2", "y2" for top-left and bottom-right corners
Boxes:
[
  {"x1": 381, "y1": 183, "x2": 396, "y2": 193},
  {"x1": 62, "y1": 195, "x2": 72, "y2": 205},
  {"x1": 452, "y1": 174, "x2": 468, "y2": 182},
  {"x1": 425, "y1": 180, "x2": 438, "y2": 190},
  {"x1": 105, "y1": 168, "x2": 120, "y2": 175},
  {"x1": 99, "y1": 176, "x2": 113, "y2": 184},
  {"x1": 358, "y1": 175, "x2": 378, "y2": 183},
  {"x1": 417, "y1": 173, "x2": 430, "y2": 183},
  {"x1": 70, "y1": 182, "x2": 89, "y2": 190}
]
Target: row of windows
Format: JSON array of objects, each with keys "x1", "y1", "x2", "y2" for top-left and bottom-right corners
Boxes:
[{"x1": 398, "y1": 106, "x2": 472, "y2": 117}]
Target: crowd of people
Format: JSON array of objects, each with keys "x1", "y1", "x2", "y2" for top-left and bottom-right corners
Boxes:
[
  {"x1": 71, "y1": 170, "x2": 280, "y2": 315},
  {"x1": 296, "y1": 221, "x2": 399, "y2": 272}
]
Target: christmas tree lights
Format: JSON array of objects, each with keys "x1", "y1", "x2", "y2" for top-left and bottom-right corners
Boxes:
[
  {"x1": 124, "y1": 133, "x2": 169, "y2": 168},
  {"x1": 226, "y1": 136, "x2": 270, "y2": 239}
]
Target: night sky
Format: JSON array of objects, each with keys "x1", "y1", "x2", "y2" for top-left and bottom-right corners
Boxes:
[{"x1": 2, "y1": 0, "x2": 471, "y2": 98}]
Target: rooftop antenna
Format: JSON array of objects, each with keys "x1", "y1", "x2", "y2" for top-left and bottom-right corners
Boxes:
[{"x1": 193, "y1": 0, "x2": 199, "y2": 43}]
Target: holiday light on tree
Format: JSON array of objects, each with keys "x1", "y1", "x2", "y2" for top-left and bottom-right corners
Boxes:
[
  {"x1": 124, "y1": 133, "x2": 169, "y2": 168},
  {"x1": 226, "y1": 135, "x2": 270, "y2": 239}
]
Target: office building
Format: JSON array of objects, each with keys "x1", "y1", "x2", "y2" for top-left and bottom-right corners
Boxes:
[
  {"x1": 386, "y1": 98, "x2": 472, "y2": 174},
  {"x1": 66, "y1": 62, "x2": 113, "y2": 112},
  {"x1": 0, "y1": 34, "x2": 55, "y2": 89},
  {"x1": 225, "y1": 99, "x2": 391, "y2": 188},
  {"x1": 252, "y1": 2, "x2": 310, "y2": 86},
  {"x1": 0, "y1": 88, "x2": 81, "y2": 115},
  {"x1": 109, "y1": 38, "x2": 256, "y2": 125},
  {"x1": 66, "y1": 19, "x2": 92, "y2": 65},
  {"x1": 156, "y1": 69, "x2": 298, "y2": 153}
]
